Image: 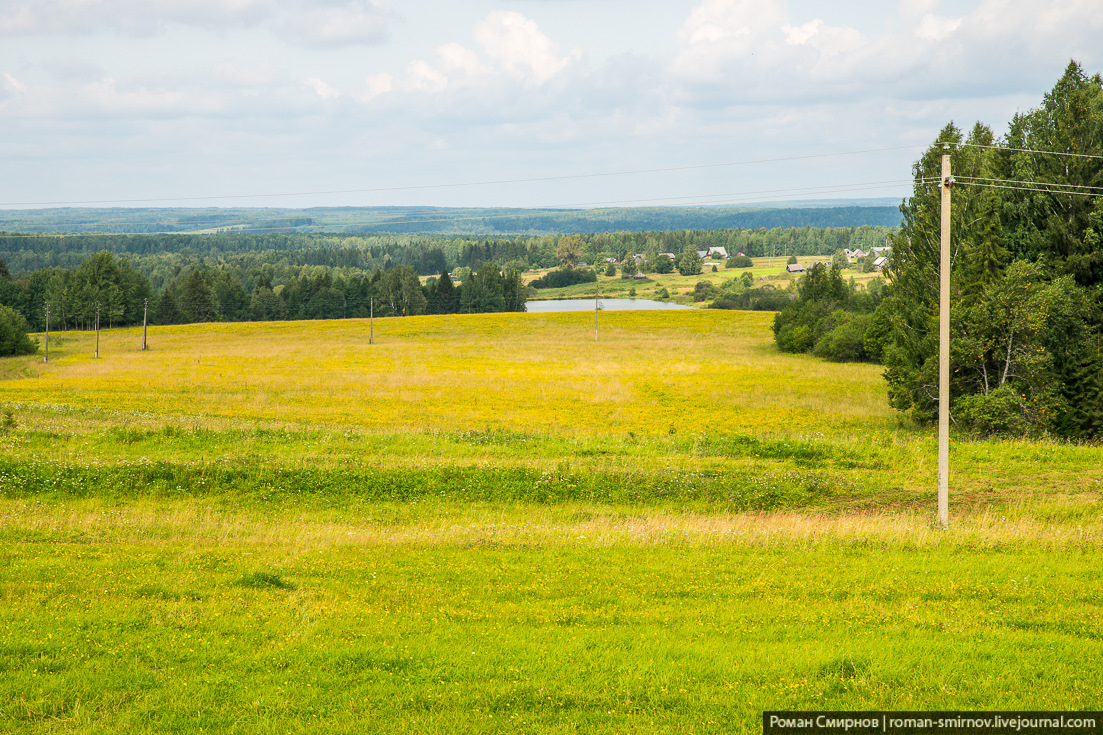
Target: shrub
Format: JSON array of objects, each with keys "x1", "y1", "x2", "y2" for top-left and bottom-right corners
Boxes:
[
  {"x1": 692, "y1": 281, "x2": 720, "y2": 302},
  {"x1": 813, "y1": 313, "x2": 872, "y2": 362},
  {"x1": 726, "y1": 255, "x2": 754, "y2": 269},
  {"x1": 953, "y1": 385, "x2": 1036, "y2": 436},
  {"x1": 709, "y1": 285, "x2": 793, "y2": 311},
  {"x1": 529, "y1": 268, "x2": 597, "y2": 289},
  {"x1": 0, "y1": 305, "x2": 36, "y2": 357}
]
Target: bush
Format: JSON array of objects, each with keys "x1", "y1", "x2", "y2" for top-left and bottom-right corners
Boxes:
[
  {"x1": 529, "y1": 268, "x2": 597, "y2": 289},
  {"x1": 775, "y1": 324, "x2": 813, "y2": 353},
  {"x1": 953, "y1": 385, "x2": 1045, "y2": 437},
  {"x1": 709, "y1": 285, "x2": 793, "y2": 311},
  {"x1": 726, "y1": 255, "x2": 754, "y2": 268},
  {"x1": 0, "y1": 304, "x2": 36, "y2": 357},
  {"x1": 692, "y1": 281, "x2": 720, "y2": 302},
  {"x1": 813, "y1": 313, "x2": 872, "y2": 362}
]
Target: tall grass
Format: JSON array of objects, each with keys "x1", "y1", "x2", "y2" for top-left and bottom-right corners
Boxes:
[{"x1": 1, "y1": 310, "x2": 1101, "y2": 732}]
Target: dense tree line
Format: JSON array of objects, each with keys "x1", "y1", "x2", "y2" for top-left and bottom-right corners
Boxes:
[
  {"x1": 0, "y1": 204, "x2": 901, "y2": 236},
  {"x1": 0, "y1": 254, "x2": 525, "y2": 332},
  {"x1": 0, "y1": 251, "x2": 152, "y2": 332},
  {"x1": 882, "y1": 62, "x2": 1103, "y2": 438},
  {"x1": 0, "y1": 225, "x2": 893, "y2": 289}
]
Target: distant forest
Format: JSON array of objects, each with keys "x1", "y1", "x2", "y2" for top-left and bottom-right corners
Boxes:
[
  {"x1": 0, "y1": 202, "x2": 902, "y2": 236},
  {"x1": 0, "y1": 224, "x2": 894, "y2": 332}
]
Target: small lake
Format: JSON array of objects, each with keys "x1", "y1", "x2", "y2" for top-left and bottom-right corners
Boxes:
[{"x1": 525, "y1": 299, "x2": 693, "y2": 313}]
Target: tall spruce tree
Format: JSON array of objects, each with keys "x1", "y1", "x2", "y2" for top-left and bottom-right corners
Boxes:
[{"x1": 884, "y1": 62, "x2": 1103, "y2": 436}]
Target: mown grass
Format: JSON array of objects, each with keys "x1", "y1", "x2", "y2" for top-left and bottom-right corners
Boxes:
[{"x1": 1, "y1": 309, "x2": 1101, "y2": 732}]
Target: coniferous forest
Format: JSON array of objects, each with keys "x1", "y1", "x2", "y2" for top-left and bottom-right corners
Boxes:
[
  {"x1": 773, "y1": 62, "x2": 1103, "y2": 438},
  {"x1": 0, "y1": 225, "x2": 893, "y2": 335}
]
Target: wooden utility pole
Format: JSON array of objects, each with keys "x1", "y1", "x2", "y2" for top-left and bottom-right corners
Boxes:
[
  {"x1": 95, "y1": 302, "x2": 101, "y2": 359},
  {"x1": 44, "y1": 303, "x2": 49, "y2": 363},
  {"x1": 142, "y1": 298, "x2": 149, "y2": 350},
  {"x1": 370, "y1": 298, "x2": 374, "y2": 345},
  {"x1": 938, "y1": 153, "x2": 952, "y2": 528}
]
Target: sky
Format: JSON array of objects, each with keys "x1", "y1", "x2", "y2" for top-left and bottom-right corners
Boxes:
[{"x1": 1, "y1": 0, "x2": 1101, "y2": 211}]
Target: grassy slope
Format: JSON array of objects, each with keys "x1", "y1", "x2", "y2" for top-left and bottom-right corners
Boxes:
[
  {"x1": 523, "y1": 256, "x2": 881, "y2": 304},
  {"x1": 1, "y1": 310, "x2": 1101, "y2": 733}
]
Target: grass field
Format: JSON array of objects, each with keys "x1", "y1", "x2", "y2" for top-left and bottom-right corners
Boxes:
[
  {"x1": 2, "y1": 310, "x2": 1101, "y2": 733},
  {"x1": 521, "y1": 255, "x2": 881, "y2": 303}
]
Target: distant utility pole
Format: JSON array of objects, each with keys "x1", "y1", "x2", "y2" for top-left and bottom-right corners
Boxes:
[
  {"x1": 142, "y1": 298, "x2": 148, "y2": 350},
  {"x1": 95, "y1": 301, "x2": 101, "y2": 359},
  {"x1": 938, "y1": 151, "x2": 952, "y2": 529},
  {"x1": 370, "y1": 298, "x2": 374, "y2": 345},
  {"x1": 44, "y1": 303, "x2": 49, "y2": 363}
]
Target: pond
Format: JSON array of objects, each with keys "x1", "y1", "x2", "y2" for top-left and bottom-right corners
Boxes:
[{"x1": 525, "y1": 298, "x2": 693, "y2": 313}]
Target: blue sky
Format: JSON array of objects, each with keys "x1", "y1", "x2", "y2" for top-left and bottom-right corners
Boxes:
[{"x1": 1, "y1": 0, "x2": 1100, "y2": 210}]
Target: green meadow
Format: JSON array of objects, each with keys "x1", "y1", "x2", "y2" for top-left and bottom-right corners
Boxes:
[{"x1": 1, "y1": 310, "x2": 1100, "y2": 733}]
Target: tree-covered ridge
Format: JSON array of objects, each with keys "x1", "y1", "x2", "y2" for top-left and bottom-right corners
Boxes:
[
  {"x1": 883, "y1": 61, "x2": 1103, "y2": 438},
  {"x1": 0, "y1": 203, "x2": 901, "y2": 236},
  {"x1": 0, "y1": 225, "x2": 893, "y2": 286}
]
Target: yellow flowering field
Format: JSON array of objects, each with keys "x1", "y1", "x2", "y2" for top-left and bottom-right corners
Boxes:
[{"x1": 2, "y1": 310, "x2": 892, "y2": 437}]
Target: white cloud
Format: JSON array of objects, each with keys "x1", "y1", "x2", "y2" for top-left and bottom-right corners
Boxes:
[
  {"x1": 678, "y1": 0, "x2": 787, "y2": 45},
  {"x1": 402, "y1": 60, "x2": 447, "y2": 93},
  {"x1": 783, "y1": 19, "x2": 822, "y2": 46},
  {"x1": 472, "y1": 11, "x2": 573, "y2": 86},
  {"x1": 436, "y1": 42, "x2": 486, "y2": 78},
  {"x1": 914, "y1": 12, "x2": 961, "y2": 41},
  {"x1": 3, "y1": 71, "x2": 26, "y2": 93},
  {"x1": 278, "y1": 1, "x2": 388, "y2": 47},
  {"x1": 0, "y1": 0, "x2": 275, "y2": 35},
  {"x1": 305, "y1": 77, "x2": 340, "y2": 100},
  {"x1": 360, "y1": 72, "x2": 393, "y2": 101},
  {"x1": 0, "y1": 0, "x2": 391, "y2": 45}
]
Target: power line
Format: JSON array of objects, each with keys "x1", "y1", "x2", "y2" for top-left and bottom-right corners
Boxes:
[
  {"x1": 959, "y1": 142, "x2": 1103, "y2": 161},
  {"x1": 0, "y1": 176, "x2": 922, "y2": 236},
  {"x1": 955, "y1": 180, "x2": 1103, "y2": 199},
  {"x1": 0, "y1": 144, "x2": 925, "y2": 208},
  {"x1": 956, "y1": 175, "x2": 1103, "y2": 193},
  {"x1": 0, "y1": 177, "x2": 920, "y2": 237}
]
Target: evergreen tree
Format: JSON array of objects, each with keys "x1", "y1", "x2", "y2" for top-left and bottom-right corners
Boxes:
[
  {"x1": 0, "y1": 304, "x2": 36, "y2": 356},
  {"x1": 676, "y1": 244, "x2": 702, "y2": 276},
  {"x1": 433, "y1": 271, "x2": 458, "y2": 314},
  {"x1": 179, "y1": 269, "x2": 215, "y2": 323},
  {"x1": 153, "y1": 288, "x2": 184, "y2": 325}
]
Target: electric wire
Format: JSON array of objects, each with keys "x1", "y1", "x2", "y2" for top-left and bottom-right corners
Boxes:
[
  {"x1": 955, "y1": 180, "x2": 1103, "y2": 198},
  {"x1": 0, "y1": 144, "x2": 925, "y2": 208},
  {"x1": 959, "y1": 142, "x2": 1103, "y2": 161},
  {"x1": 956, "y1": 175, "x2": 1103, "y2": 193},
  {"x1": 0, "y1": 178, "x2": 928, "y2": 238}
]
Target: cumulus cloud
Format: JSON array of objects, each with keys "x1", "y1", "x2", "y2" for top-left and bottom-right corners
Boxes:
[
  {"x1": 305, "y1": 77, "x2": 340, "y2": 100},
  {"x1": 670, "y1": 0, "x2": 1103, "y2": 109},
  {"x1": 3, "y1": 71, "x2": 26, "y2": 93},
  {"x1": 278, "y1": 1, "x2": 388, "y2": 47},
  {"x1": 0, "y1": 0, "x2": 390, "y2": 44},
  {"x1": 0, "y1": 0, "x2": 275, "y2": 34},
  {"x1": 360, "y1": 72, "x2": 393, "y2": 101},
  {"x1": 472, "y1": 11, "x2": 573, "y2": 86},
  {"x1": 356, "y1": 10, "x2": 577, "y2": 106}
]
